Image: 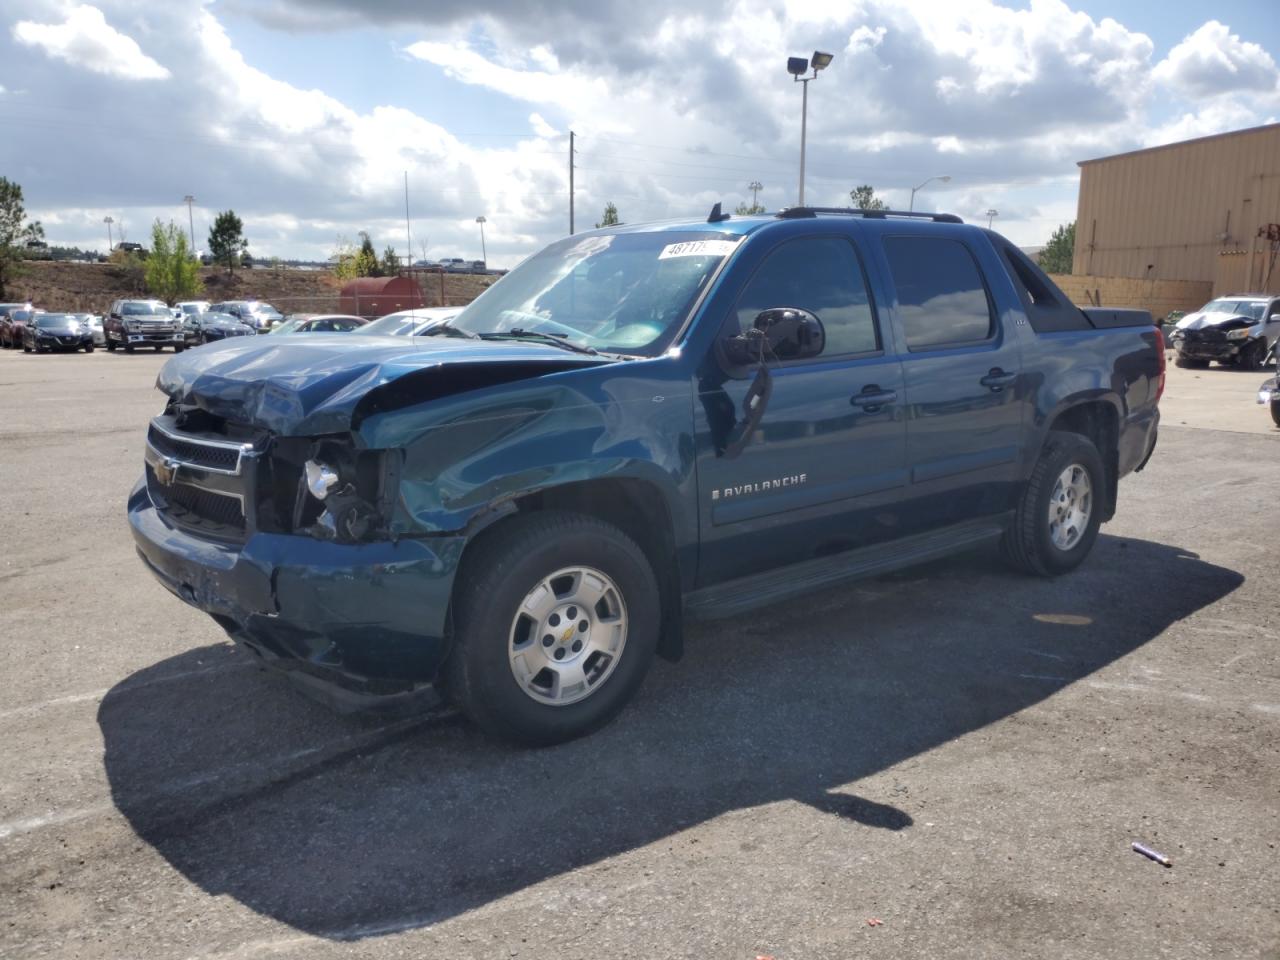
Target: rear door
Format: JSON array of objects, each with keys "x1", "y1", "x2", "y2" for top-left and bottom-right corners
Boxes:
[
  {"x1": 694, "y1": 231, "x2": 908, "y2": 586},
  {"x1": 878, "y1": 233, "x2": 1025, "y2": 534}
]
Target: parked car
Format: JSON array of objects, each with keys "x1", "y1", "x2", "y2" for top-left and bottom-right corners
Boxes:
[
  {"x1": 113, "y1": 241, "x2": 147, "y2": 258},
  {"x1": 174, "y1": 300, "x2": 211, "y2": 321},
  {"x1": 470, "y1": 260, "x2": 487, "y2": 273},
  {"x1": 208, "y1": 300, "x2": 284, "y2": 332},
  {"x1": 358, "y1": 308, "x2": 459, "y2": 337},
  {"x1": 68, "y1": 313, "x2": 105, "y2": 346},
  {"x1": 440, "y1": 257, "x2": 469, "y2": 273},
  {"x1": 1170, "y1": 294, "x2": 1280, "y2": 370},
  {"x1": 275, "y1": 316, "x2": 366, "y2": 335},
  {"x1": 22, "y1": 312, "x2": 94, "y2": 353},
  {"x1": 129, "y1": 208, "x2": 1163, "y2": 745},
  {"x1": 104, "y1": 299, "x2": 185, "y2": 353},
  {"x1": 182, "y1": 311, "x2": 256, "y2": 346},
  {"x1": 0, "y1": 302, "x2": 34, "y2": 348}
]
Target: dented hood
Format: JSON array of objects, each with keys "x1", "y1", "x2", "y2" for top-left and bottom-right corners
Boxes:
[
  {"x1": 1175, "y1": 310, "x2": 1257, "y2": 332},
  {"x1": 155, "y1": 333, "x2": 610, "y2": 435}
]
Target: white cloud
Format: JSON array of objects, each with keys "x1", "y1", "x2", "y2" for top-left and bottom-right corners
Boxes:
[
  {"x1": 7, "y1": 0, "x2": 1278, "y2": 259},
  {"x1": 1153, "y1": 21, "x2": 1279, "y2": 99},
  {"x1": 12, "y1": 4, "x2": 170, "y2": 80}
]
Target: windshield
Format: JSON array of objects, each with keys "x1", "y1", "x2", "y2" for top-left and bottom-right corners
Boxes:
[
  {"x1": 250, "y1": 303, "x2": 282, "y2": 317},
  {"x1": 36, "y1": 315, "x2": 74, "y2": 328},
  {"x1": 450, "y1": 231, "x2": 740, "y2": 355},
  {"x1": 1203, "y1": 299, "x2": 1266, "y2": 320},
  {"x1": 269, "y1": 319, "x2": 302, "y2": 335},
  {"x1": 363, "y1": 310, "x2": 458, "y2": 336},
  {"x1": 122, "y1": 302, "x2": 167, "y2": 316}
]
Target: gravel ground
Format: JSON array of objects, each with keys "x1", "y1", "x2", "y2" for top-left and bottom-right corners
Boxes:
[{"x1": 1, "y1": 348, "x2": 1277, "y2": 960}]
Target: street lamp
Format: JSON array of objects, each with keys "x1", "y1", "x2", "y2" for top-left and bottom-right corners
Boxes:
[
  {"x1": 103, "y1": 216, "x2": 114, "y2": 250},
  {"x1": 986, "y1": 208, "x2": 999, "y2": 229},
  {"x1": 183, "y1": 195, "x2": 196, "y2": 252},
  {"x1": 475, "y1": 215, "x2": 487, "y2": 264},
  {"x1": 787, "y1": 50, "x2": 834, "y2": 206},
  {"x1": 908, "y1": 175, "x2": 951, "y2": 212},
  {"x1": 748, "y1": 180, "x2": 763, "y2": 211}
]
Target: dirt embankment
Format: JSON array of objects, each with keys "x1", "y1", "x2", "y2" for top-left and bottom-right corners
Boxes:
[{"x1": 10, "y1": 261, "x2": 497, "y2": 313}]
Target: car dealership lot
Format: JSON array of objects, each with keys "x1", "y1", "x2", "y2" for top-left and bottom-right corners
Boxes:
[{"x1": 1, "y1": 350, "x2": 1277, "y2": 960}]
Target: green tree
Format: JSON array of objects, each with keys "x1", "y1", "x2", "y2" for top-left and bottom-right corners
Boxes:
[
  {"x1": 734, "y1": 201, "x2": 766, "y2": 215},
  {"x1": 0, "y1": 177, "x2": 30, "y2": 297},
  {"x1": 380, "y1": 244, "x2": 401, "y2": 275},
  {"x1": 849, "y1": 184, "x2": 887, "y2": 211},
  {"x1": 207, "y1": 210, "x2": 248, "y2": 276},
  {"x1": 331, "y1": 236, "x2": 359, "y2": 281},
  {"x1": 1037, "y1": 222, "x2": 1076, "y2": 275},
  {"x1": 596, "y1": 202, "x2": 619, "y2": 228},
  {"x1": 357, "y1": 232, "x2": 380, "y2": 277},
  {"x1": 144, "y1": 220, "x2": 203, "y2": 303}
]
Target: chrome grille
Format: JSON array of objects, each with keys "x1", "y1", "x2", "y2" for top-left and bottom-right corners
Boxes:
[{"x1": 145, "y1": 415, "x2": 260, "y2": 541}]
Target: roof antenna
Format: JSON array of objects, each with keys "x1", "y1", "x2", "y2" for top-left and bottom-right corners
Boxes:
[{"x1": 707, "y1": 201, "x2": 731, "y2": 223}]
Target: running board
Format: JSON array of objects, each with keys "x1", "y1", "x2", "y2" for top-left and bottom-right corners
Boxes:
[{"x1": 684, "y1": 516, "x2": 1008, "y2": 621}]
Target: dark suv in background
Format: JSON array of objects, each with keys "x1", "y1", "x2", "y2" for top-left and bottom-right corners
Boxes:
[{"x1": 104, "y1": 299, "x2": 185, "y2": 353}]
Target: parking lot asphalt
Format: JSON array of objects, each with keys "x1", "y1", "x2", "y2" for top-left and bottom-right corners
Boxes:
[{"x1": 1, "y1": 348, "x2": 1277, "y2": 960}]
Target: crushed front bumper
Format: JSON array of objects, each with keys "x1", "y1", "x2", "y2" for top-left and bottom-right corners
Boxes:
[
  {"x1": 128, "y1": 478, "x2": 465, "y2": 711},
  {"x1": 1174, "y1": 339, "x2": 1244, "y2": 361}
]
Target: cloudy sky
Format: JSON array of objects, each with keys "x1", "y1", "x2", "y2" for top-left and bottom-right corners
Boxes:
[{"x1": 1, "y1": 0, "x2": 1277, "y2": 266}]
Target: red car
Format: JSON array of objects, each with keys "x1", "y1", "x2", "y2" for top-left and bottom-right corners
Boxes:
[{"x1": 0, "y1": 303, "x2": 34, "y2": 349}]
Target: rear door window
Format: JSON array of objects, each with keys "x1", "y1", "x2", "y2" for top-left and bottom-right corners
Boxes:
[{"x1": 883, "y1": 237, "x2": 995, "y2": 350}]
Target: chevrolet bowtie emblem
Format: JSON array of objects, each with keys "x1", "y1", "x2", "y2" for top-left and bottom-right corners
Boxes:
[
  {"x1": 155, "y1": 457, "x2": 180, "y2": 486},
  {"x1": 561, "y1": 627, "x2": 575, "y2": 642}
]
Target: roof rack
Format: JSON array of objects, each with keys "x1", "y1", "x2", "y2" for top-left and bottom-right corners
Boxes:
[{"x1": 776, "y1": 207, "x2": 964, "y2": 224}]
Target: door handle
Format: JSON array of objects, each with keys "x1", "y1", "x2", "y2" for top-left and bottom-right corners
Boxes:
[
  {"x1": 979, "y1": 368, "x2": 1018, "y2": 392},
  {"x1": 851, "y1": 386, "x2": 898, "y2": 411}
]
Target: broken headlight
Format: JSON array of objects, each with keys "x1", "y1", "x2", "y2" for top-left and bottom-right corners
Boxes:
[{"x1": 266, "y1": 439, "x2": 400, "y2": 543}]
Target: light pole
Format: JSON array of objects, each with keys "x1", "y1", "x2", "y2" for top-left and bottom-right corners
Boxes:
[
  {"x1": 182, "y1": 195, "x2": 196, "y2": 252},
  {"x1": 908, "y1": 175, "x2": 951, "y2": 212},
  {"x1": 104, "y1": 216, "x2": 114, "y2": 250},
  {"x1": 748, "y1": 180, "x2": 763, "y2": 211},
  {"x1": 475, "y1": 215, "x2": 487, "y2": 264},
  {"x1": 787, "y1": 50, "x2": 834, "y2": 206},
  {"x1": 986, "y1": 208, "x2": 999, "y2": 229}
]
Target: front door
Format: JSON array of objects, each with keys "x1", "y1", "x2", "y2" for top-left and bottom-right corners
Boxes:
[
  {"x1": 694, "y1": 234, "x2": 908, "y2": 587},
  {"x1": 879, "y1": 234, "x2": 1025, "y2": 535}
]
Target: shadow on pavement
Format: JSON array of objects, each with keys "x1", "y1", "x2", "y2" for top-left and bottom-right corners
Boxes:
[{"x1": 98, "y1": 534, "x2": 1241, "y2": 940}]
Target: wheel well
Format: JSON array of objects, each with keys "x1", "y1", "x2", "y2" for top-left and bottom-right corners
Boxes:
[
  {"x1": 1047, "y1": 402, "x2": 1119, "y2": 520},
  {"x1": 463, "y1": 479, "x2": 685, "y2": 661}
]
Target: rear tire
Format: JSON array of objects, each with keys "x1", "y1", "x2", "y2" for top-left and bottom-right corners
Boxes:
[
  {"x1": 1001, "y1": 431, "x2": 1105, "y2": 577},
  {"x1": 84, "y1": 344, "x2": 94, "y2": 353},
  {"x1": 1174, "y1": 355, "x2": 1208, "y2": 369},
  {"x1": 1271, "y1": 401, "x2": 1280, "y2": 429},
  {"x1": 124, "y1": 340, "x2": 135, "y2": 354},
  {"x1": 106, "y1": 335, "x2": 116, "y2": 352},
  {"x1": 444, "y1": 511, "x2": 660, "y2": 746}
]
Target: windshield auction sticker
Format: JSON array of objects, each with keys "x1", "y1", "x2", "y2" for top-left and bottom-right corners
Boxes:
[{"x1": 657, "y1": 239, "x2": 741, "y2": 260}]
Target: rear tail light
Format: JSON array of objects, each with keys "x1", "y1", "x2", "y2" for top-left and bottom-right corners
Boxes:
[{"x1": 1154, "y1": 327, "x2": 1166, "y2": 403}]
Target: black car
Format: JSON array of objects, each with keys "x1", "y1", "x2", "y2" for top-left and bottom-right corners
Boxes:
[
  {"x1": 183, "y1": 311, "x2": 256, "y2": 346},
  {"x1": 22, "y1": 313, "x2": 94, "y2": 353}
]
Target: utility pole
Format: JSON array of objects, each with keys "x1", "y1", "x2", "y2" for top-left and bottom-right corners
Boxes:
[
  {"x1": 986, "y1": 208, "x2": 998, "y2": 229},
  {"x1": 104, "y1": 216, "x2": 114, "y2": 250},
  {"x1": 403, "y1": 171, "x2": 412, "y2": 270},
  {"x1": 798, "y1": 78, "x2": 808, "y2": 206},
  {"x1": 749, "y1": 180, "x2": 763, "y2": 209},
  {"x1": 182, "y1": 196, "x2": 196, "y2": 251},
  {"x1": 475, "y1": 216, "x2": 487, "y2": 263},
  {"x1": 569, "y1": 130, "x2": 576, "y2": 235}
]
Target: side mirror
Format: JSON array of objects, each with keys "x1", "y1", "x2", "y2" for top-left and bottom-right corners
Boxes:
[{"x1": 723, "y1": 307, "x2": 825, "y2": 366}]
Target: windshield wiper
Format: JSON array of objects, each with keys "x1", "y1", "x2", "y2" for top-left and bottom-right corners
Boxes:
[{"x1": 476, "y1": 328, "x2": 599, "y2": 355}]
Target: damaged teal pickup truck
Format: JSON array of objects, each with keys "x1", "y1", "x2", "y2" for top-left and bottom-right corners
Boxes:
[{"x1": 130, "y1": 207, "x2": 1163, "y2": 744}]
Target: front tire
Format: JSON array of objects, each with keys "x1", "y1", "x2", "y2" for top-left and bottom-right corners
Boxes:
[
  {"x1": 1271, "y1": 400, "x2": 1280, "y2": 429},
  {"x1": 445, "y1": 511, "x2": 660, "y2": 746},
  {"x1": 1174, "y1": 355, "x2": 1208, "y2": 369},
  {"x1": 1001, "y1": 431, "x2": 1105, "y2": 577},
  {"x1": 124, "y1": 340, "x2": 135, "y2": 353},
  {"x1": 1239, "y1": 339, "x2": 1267, "y2": 372}
]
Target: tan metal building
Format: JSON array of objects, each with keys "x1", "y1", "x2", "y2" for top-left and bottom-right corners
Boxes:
[{"x1": 1073, "y1": 123, "x2": 1280, "y2": 294}]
